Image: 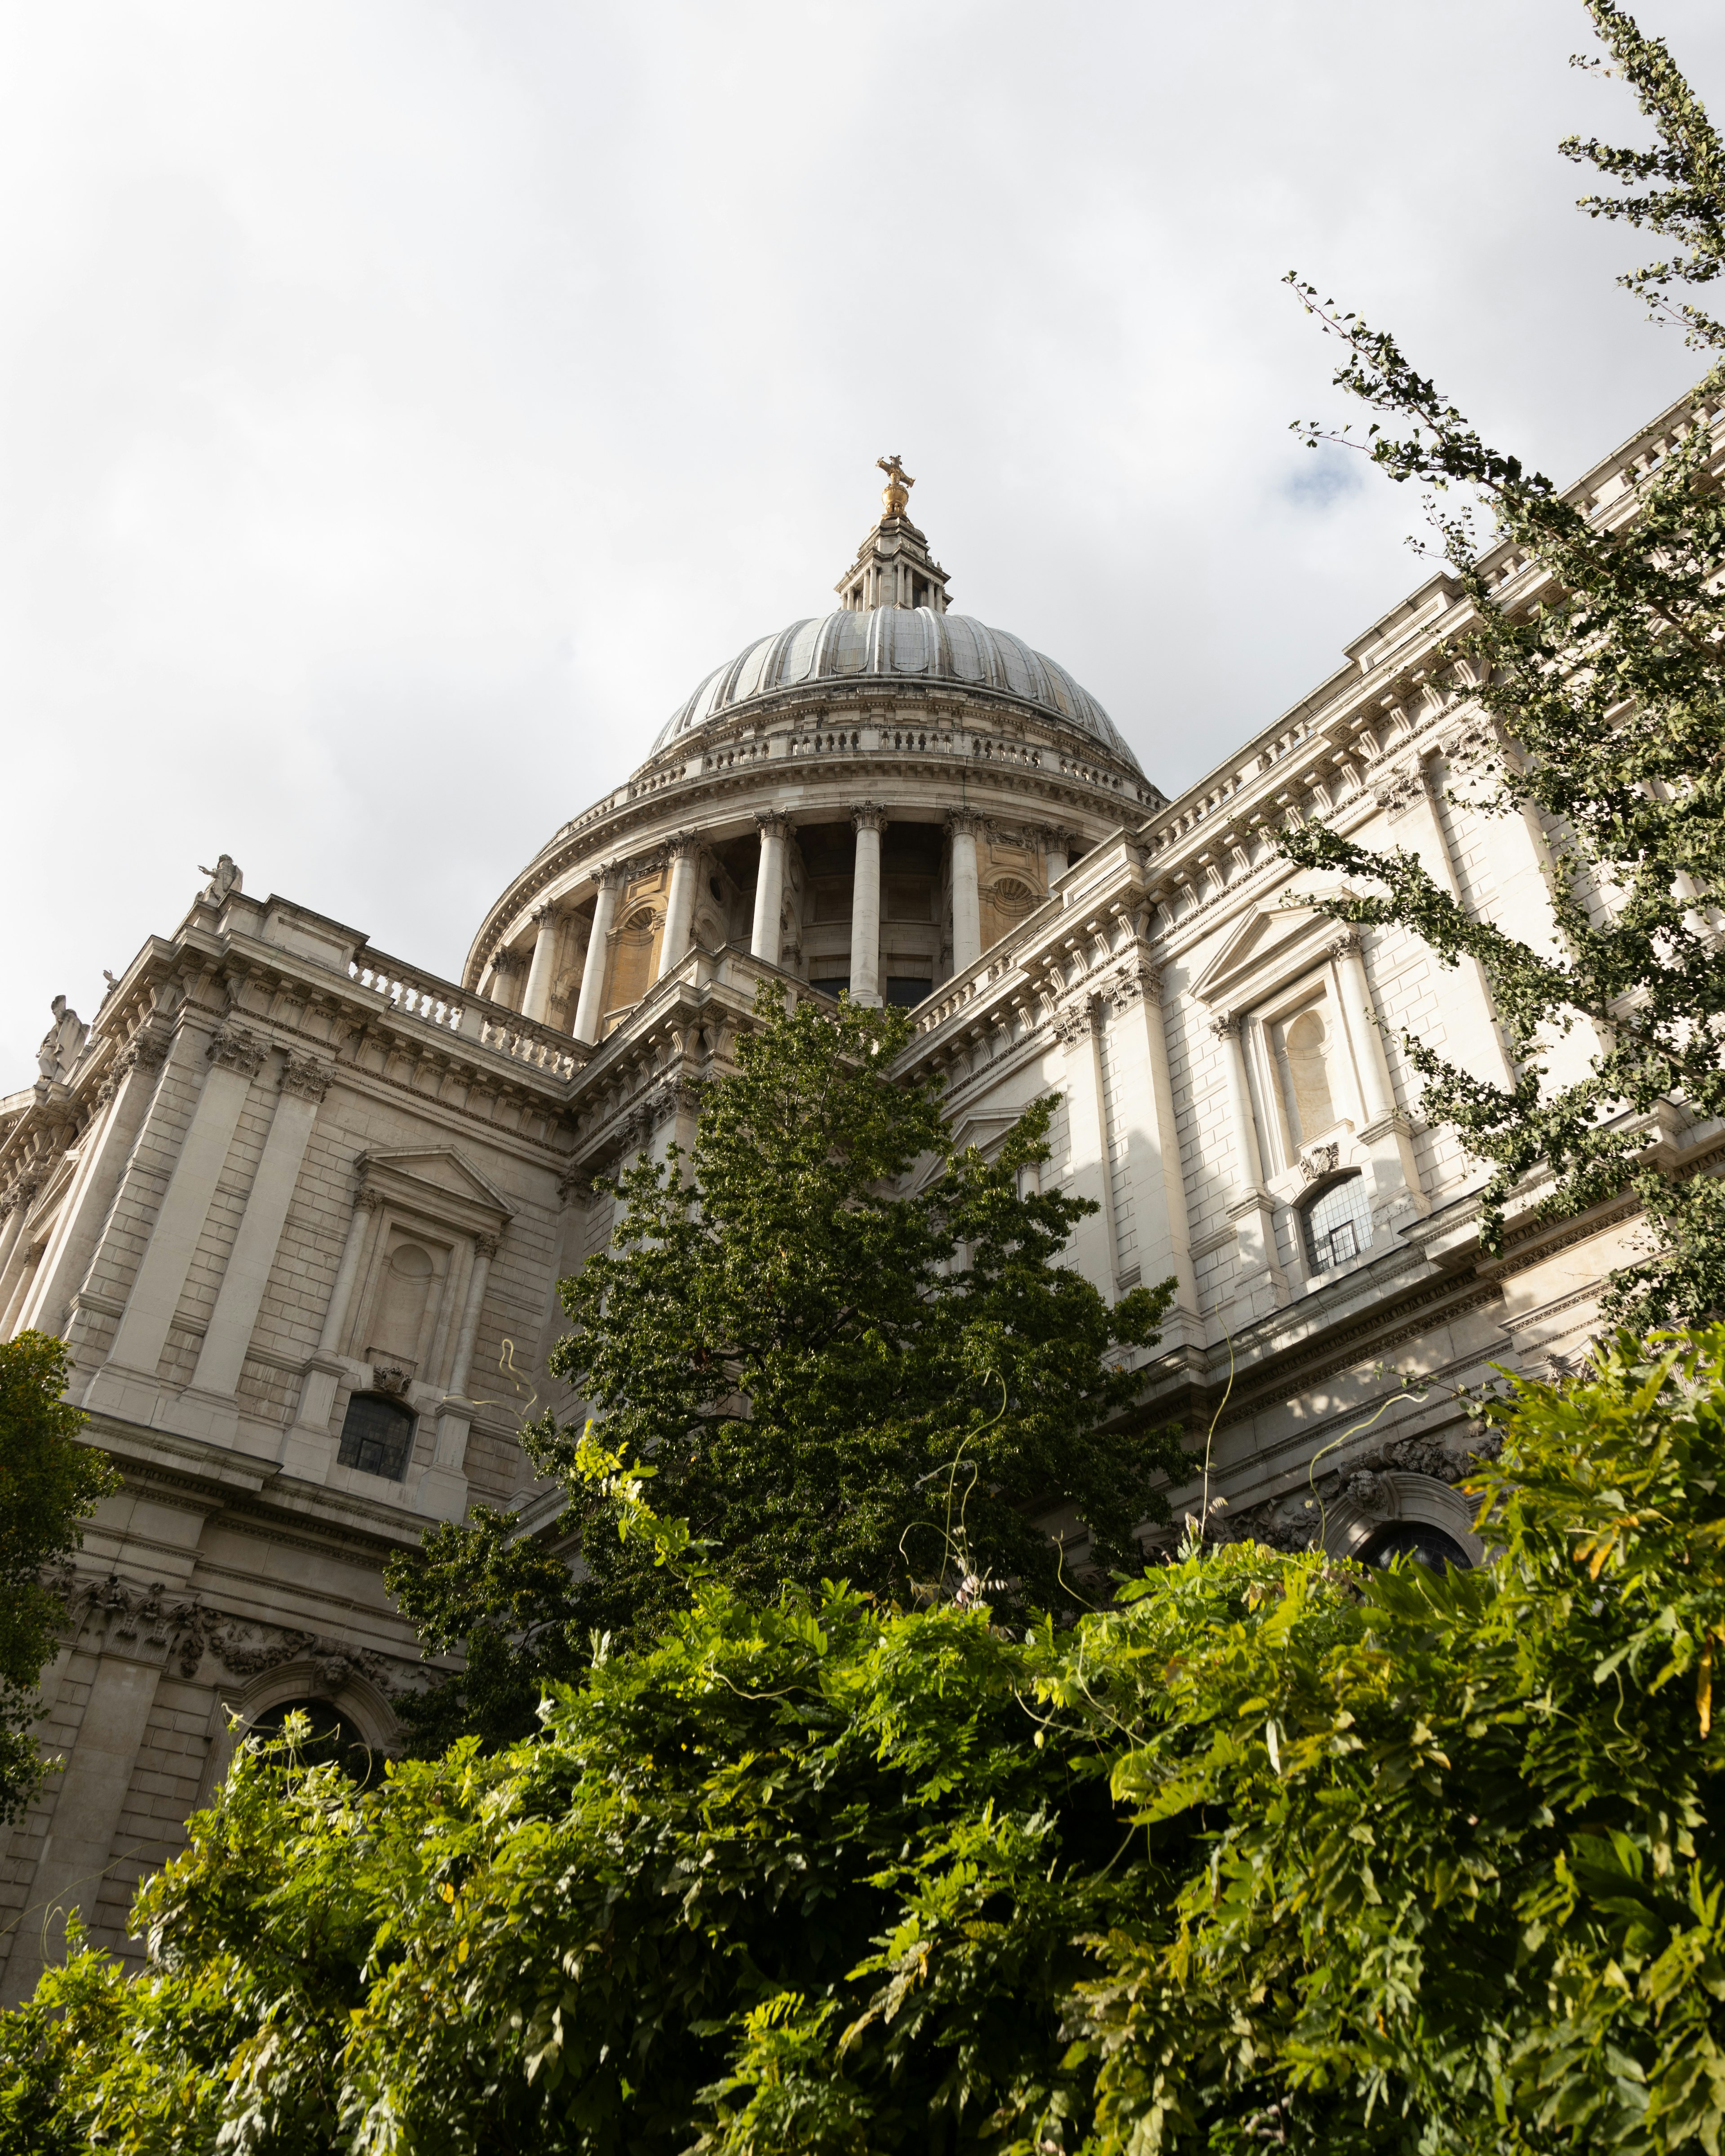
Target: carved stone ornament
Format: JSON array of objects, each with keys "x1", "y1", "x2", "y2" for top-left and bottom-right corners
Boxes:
[
  {"x1": 207, "y1": 1022, "x2": 268, "y2": 1078},
  {"x1": 1052, "y1": 998, "x2": 1095, "y2": 1046},
  {"x1": 1325, "y1": 932, "x2": 1362, "y2": 963},
  {"x1": 208, "y1": 1613, "x2": 401, "y2": 1697},
  {"x1": 753, "y1": 811, "x2": 795, "y2": 841},
  {"x1": 125, "y1": 1032, "x2": 171, "y2": 1076},
  {"x1": 594, "y1": 859, "x2": 629, "y2": 890},
  {"x1": 279, "y1": 1050, "x2": 334, "y2": 1103},
  {"x1": 1104, "y1": 961, "x2": 1162, "y2": 1014},
  {"x1": 1209, "y1": 1009, "x2": 1241, "y2": 1039},
  {"x1": 558, "y1": 1166, "x2": 597, "y2": 1206},
  {"x1": 0, "y1": 1174, "x2": 42, "y2": 1219},
  {"x1": 946, "y1": 808, "x2": 985, "y2": 838},
  {"x1": 851, "y1": 801, "x2": 889, "y2": 834},
  {"x1": 1345, "y1": 1468, "x2": 1392, "y2": 1516},
  {"x1": 352, "y1": 1184, "x2": 385, "y2": 1214},
  {"x1": 369, "y1": 1361, "x2": 411, "y2": 1397},
  {"x1": 1300, "y1": 1140, "x2": 1341, "y2": 1183},
  {"x1": 665, "y1": 830, "x2": 701, "y2": 858},
  {"x1": 1371, "y1": 767, "x2": 1422, "y2": 816},
  {"x1": 473, "y1": 1231, "x2": 502, "y2": 1261}
]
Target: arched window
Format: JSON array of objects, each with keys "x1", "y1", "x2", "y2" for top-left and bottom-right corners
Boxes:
[
  {"x1": 1357, "y1": 1520, "x2": 1472, "y2": 1573},
  {"x1": 248, "y1": 1698, "x2": 376, "y2": 1783},
  {"x1": 337, "y1": 1393, "x2": 416, "y2": 1480},
  {"x1": 1301, "y1": 1171, "x2": 1372, "y2": 1272}
]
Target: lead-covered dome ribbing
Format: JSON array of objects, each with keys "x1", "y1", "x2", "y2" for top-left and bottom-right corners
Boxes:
[{"x1": 650, "y1": 607, "x2": 1141, "y2": 773}]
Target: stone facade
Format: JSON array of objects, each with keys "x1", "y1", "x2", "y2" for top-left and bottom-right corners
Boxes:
[{"x1": 2, "y1": 401, "x2": 1718, "y2": 1996}]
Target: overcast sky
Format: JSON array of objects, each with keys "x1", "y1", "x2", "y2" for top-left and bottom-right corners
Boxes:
[{"x1": 5, "y1": 0, "x2": 1723, "y2": 1077}]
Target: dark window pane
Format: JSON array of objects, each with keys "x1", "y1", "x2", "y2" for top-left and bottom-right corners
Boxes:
[
  {"x1": 809, "y1": 977, "x2": 850, "y2": 999},
  {"x1": 1358, "y1": 1521, "x2": 1472, "y2": 1573},
  {"x1": 885, "y1": 977, "x2": 933, "y2": 1007},
  {"x1": 249, "y1": 1698, "x2": 376, "y2": 1784},
  {"x1": 337, "y1": 1394, "x2": 416, "y2": 1480}
]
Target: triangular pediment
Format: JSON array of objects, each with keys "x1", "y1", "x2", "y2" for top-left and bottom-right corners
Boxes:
[
  {"x1": 355, "y1": 1146, "x2": 515, "y2": 1220},
  {"x1": 1190, "y1": 890, "x2": 1350, "y2": 1010}
]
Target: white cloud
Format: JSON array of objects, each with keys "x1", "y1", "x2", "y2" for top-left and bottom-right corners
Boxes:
[{"x1": 4, "y1": 0, "x2": 1721, "y2": 1070}]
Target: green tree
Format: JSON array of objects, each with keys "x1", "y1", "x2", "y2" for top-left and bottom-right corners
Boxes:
[
  {"x1": 388, "y1": 983, "x2": 1183, "y2": 1748},
  {"x1": 1280, "y1": 0, "x2": 1725, "y2": 1325},
  {"x1": 12, "y1": 1335, "x2": 1725, "y2": 2154},
  {"x1": 0, "y1": 1332, "x2": 119, "y2": 1821}
]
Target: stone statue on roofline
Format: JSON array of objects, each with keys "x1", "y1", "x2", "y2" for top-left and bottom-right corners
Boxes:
[
  {"x1": 36, "y1": 995, "x2": 87, "y2": 1083},
  {"x1": 198, "y1": 854, "x2": 243, "y2": 905}
]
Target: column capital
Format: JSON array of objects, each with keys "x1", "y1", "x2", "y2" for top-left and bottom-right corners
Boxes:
[
  {"x1": 594, "y1": 859, "x2": 630, "y2": 890},
  {"x1": 489, "y1": 945, "x2": 526, "y2": 977},
  {"x1": 530, "y1": 901, "x2": 559, "y2": 927},
  {"x1": 1209, "y1": 1008, "x2": 1241, "y2": 1039},
  {"x1": 353, "y1": 1184, "x2": 384, "y2": 1213},
  {"x1": 207, "y1": 1022, "x2": 267, "y2": 1078},
  {"x1": 851, "y1": 802, "x2": 889, "y2": 835},
  {"x1": 0, "y1": 1174, "x2": 41, "y2": 1219},
  {"x1": 473, "y1": 1230, "x2": 501, "y2": 1261},
  {"x1": 1105, "y1": 960, "x2": 1163, "y2": 1012},
  {"x1": 754, "y1": 811, "x2": 795, "y2": 841},
  {"x1": 279, "y1": 1051, "x2": 333, "y2": 1103},
  {"x1": 1326, "y1": 931, "x2": 1364, "y2": 962},
  {"x1": 946, "y1": 809, "x2": 984, "y2": 839},
  {"x1": 665, "y1": 830, "x2": 701, "y2": 859},
  {"x1": 1053, "y1": 997, "x2": 1096, "y2": 1045}
]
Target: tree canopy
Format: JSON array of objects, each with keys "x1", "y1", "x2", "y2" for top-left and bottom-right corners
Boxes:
[
  {"x1": 0, "y1": 1331, "x2": 118, "y2": 1822},
  {"x1": 388, "y1": 984, "x2": 1182, "y2": 1750},
  {"x1": 1280, "y1": 0, "x2": 1725, "y2": 1325},
  {"x1": 9, "y1": 1328, "x2": 1725, "y2": 2153}
]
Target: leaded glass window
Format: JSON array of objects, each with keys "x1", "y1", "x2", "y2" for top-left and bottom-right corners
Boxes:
[
  {"x1": 337, "y1": 1394, "x2": 416, "y2": 1480},
  {"x1": 1302, "y1": 1172, "x2": 1372, "y2": 1272}
]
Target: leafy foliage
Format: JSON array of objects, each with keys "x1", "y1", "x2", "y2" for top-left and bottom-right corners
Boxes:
[
  {"x1": 12, "y1": 1330, "x2": 1725, "y2": 2153},
  {"x1": 0, "y1": 1331, "x2": 118, "y2": 1821},
  {"x1": 388, "y1": 982, "x2": 1182, "y2": 1748},
  {"x1": 1280, "y1": 0, "x2": 1725, "y2": 1324}
]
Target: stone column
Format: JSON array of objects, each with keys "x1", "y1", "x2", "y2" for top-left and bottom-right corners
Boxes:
[
  {"x1": 16, "y1": 1036, "x2": 170, "y2": 1340},
  {"x1": 520, "y1": 906, "x2": 562, "y2": 1025},
  {"x1": 1041, "y1": 827, "x2": 1071, "y2": 889},
  {"x1": 87, "y1": 1024, "x2": 267, "y2": 1419},
  {"x1": 0, "y1": 1177, "x2": 42, "y2": 1330},
  {"x1": 281, "y1": 1185, "x2": 381, "y2": 1480},
  {"x1": 1053, "y1": 998, "x2": 1115, "y2": 1295},
  {"x1": 172, "y1": 1054, "x2": 332, "y2": 1439},
  {"x1": 948, "y1": 811, "x2": 983, "y2": 975},
  {"x1": 1327, "y1": 934, "x2": 1394, "y2": 1127},
  {"x1": 1214, "y1": 1012, "x2": 1266, "y2": 1194},
  {"x1": 1212, "y1": 1011, "x2": 1286, "y2": 1319},
  {"x1": 572, "y1": 866, "x2": 624, "y2": 1046},
  {"x1": 1102, "y1": 962, "x2": 1200, "y2": 1330},
  {"x1": 487, "y1": 947, "x2": 526, "y2": 1014},
  {"x1": 1388, "y1": 764, "x2": 1517, "y2": 1090},
  {"x1": 1327, "y1": 932, "x2": 1426, "y2": 1225},
  {"x1": 849, "y1": 804, "x2": 887, "y2": 1006},
  {"x1": 750, "y1": 814, "x2": 792, "y2": 968},
  {"x1": 414, "y1": 1230, "x2": 498, "y2": 1521},
  {"x1": 0, "y1": 1626, "x2": 168, "y2": 2006},
  {"x1": 658, "y1": 835, "x2": 700, "y2": 979}
]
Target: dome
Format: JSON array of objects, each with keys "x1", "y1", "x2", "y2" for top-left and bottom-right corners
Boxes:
[{"x1": 649, "y1": 607, "x2": 1143, "y2": 775}]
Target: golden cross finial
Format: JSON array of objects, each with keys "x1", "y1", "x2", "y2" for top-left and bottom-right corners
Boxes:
[{"x1": 876, "y1": 453, "x2": 914, "y2": 519}]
